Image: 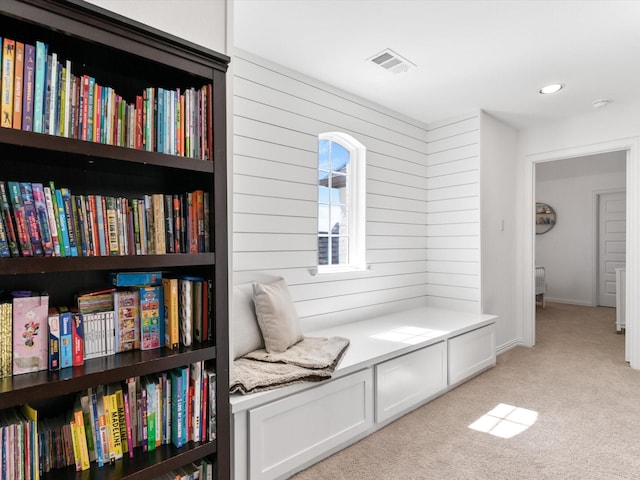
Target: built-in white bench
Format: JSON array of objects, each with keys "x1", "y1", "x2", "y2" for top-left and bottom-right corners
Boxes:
[{"x1": 231, "y1": 306, "x2": 497, "y2": 480}]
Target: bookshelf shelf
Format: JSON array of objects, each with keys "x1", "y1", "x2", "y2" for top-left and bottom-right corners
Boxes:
[
  {"x1": 0, "y1": 343, "x2": 216, "y2": 410},
  {"x1": 0, "y1": 1, "x2": 230, "y2": 479},
  {"x1": 0, "y1": 252, "x2": 216, "y2": 275},
  {"x1": 44, "y1": 441, "x2": 216, "y2": 480}
]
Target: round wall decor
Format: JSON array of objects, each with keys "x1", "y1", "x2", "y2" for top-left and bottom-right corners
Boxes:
[{"x1": 536, "y1": 202, "x2": 556, "y2": 235}]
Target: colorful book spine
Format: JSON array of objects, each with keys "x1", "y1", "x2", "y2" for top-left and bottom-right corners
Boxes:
[
  {"x1": 105, "y1": 196, "x2": 119, "y2": 255},
  {"x1": 33, "y1": 41, "x2": 47, "y2": 133},
  {"x1": 90, "y1": 388, "x2": 105, "y2": 468},
  {"x1": 109, "y1": 271, "x2": 162, "y2": 287},
  {"x1": 71, "y1": 310, "x2": 84, "y2": 366},
  {"x1": 122, "y1": 386, "x2": 134, "y2": 458},
  {"x1": 53, "y1": 186, "x2": 71, "y2": 256},
  {"x1": 47, "y1": 307, "x2": 60, "y2": 371},
  {"x1": 22, "y1": 44, "x2": 36, "y2": 132},
  {"x1": 7, "y1": 181, "x2": 32, "y2": 256},
  {"x1": 59, "y1": 308, "x2": 73, "y2": 368},
  {"x1": 31, "y1": 183, "x2": 53, "y2": 256},
  {"x1": 73, "y1": 399, "x2": 90, "y2": 471},
  {"x1": 170, "y1": 367, "x2": 184, "y2": 448},
  {"x1": 106, "y1": 385, "x2": 123, "y2": 460},
  {"x1": 60, "y1": 187, "x2": 79, "y2": 256},
  {"x1": 0, "y1": 181, "x2": 19, "y2": 257},
  {"x1": 0, "y1": 208, "x2": 9, "y2": 257},
  {"x1": 1, "y1": 38, "x2": 16, "y2": 128},
  {"x1": 12, "y1": 41, "x2": 24, "y2": 129},
  {"x1": 43, "y1": 186, "x2": 61, "y2": 256},
  {"x1": 95, "y1": 194, "x2": 107, "y2": 256},
  {"x1": 18, "y1": 182, "x2": 44, "y2": 256},
  {"x1": 12, "y1": 293, "x2": 49, "y2": 375},
  {"x1": 162, "y1": 277, "x2": 179, "y2": 349}
]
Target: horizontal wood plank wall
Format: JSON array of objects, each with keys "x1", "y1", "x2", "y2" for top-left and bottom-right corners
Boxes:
[
  {"x1": 232, "y1": 51, "x2": 430, "y2": 332},
  {"x1": 424, "y1": 114, "x2": 482, "y2": 313}
]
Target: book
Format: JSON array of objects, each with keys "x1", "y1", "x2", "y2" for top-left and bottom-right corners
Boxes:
[
  {"x1": 53, "y1": 185, "x2": 71, "y2": 256},
  {"x1": 206, "y1": 368, "x2": 217, "y2": 441},
  {"x1": 22, "y1": 43, "x2": 35, "y2": 131},
  {"x1": 0, "y1": 181, "x2": 19, "y2": 257},
  {"x1": 72, "y1": 396, "x2": 90, "y2": 471},
  {"x1": 162, "y1": 277, "x2": 179, "y2": 349},
  {"x1": 96, "y1": 385, "x2": 113, "y2": 465},
  {"x1": 19, "y1": 182, "x2": 44, "y2": 256},
  {"x1": 60, "y1": 187, "x2": 79, "y2": 256},
  {"x1": 170, "y1": 367, "x2": 187, "y2": 448},
  {"x1": 7, "y1": 181, "x2": 33, "y2": 256},
  {"x1": 113, "y1": 290, "x2": 140, "y2": 352},
  {"x1": 192, "y1": 279, "x2": 203, "y2": 344},
  {"x1": 43, "y1": 186, "x2": 61, "y2": 256},
  {"x1": 143, "y1": 375, "x2": 156, "y2": 452},
  {"x1": 59, "y1": 308, "x2": 73, "y2": 368},
  {"x1": 13, "y1": 41, "x2": 24, "y2": 129},
  {"x1": 138, "y1": 285, "x2": 163, "y2": 350},
  {"x1": 32, "y1": 183, "x2": 54, "y2": 256},
  {"x1": 105, "y1": 196, "x2": 119, "y2": 255},
  {"x1": 12, "y1": 292, "x2": 49, "y2": 375},
  {"x1": 80, "y1": 391, "x2": 97, "y2": 463},
  {"x1": 121, "y1": 385, "x2": 134, "y2": 458},
  {"x1": 164, "y1": 193, "x2": 174, "y2": 253},
  {"x1": 151, "y1": 193, "x2": 166, "y2": 254},
  {"x1": 22, "y1": 403, "x2": 39, "y2": 480},
  {"x1": 0, "y1": 301, "x2": 12, "y2": 378},
  {"x1": 47, "y1": 307, "x2": 60, "y2": 371},
  {"x1": 190, "y1": 361, "x2": 202, "y2": 442},
  {"x1": 33, "y1": 41, "x2": 47, "y2": 133},
  {"x1": 70, "y1": 309, "x2": 84, "y2": 366},
  {"x1": 109, "y1": 271, "x2": 162, "y2": 287},
  {"x1": 105, "y1": 384, "x2": 123, "y2": 460},
  {"x1": 0, "y1": 205, "x2": 9, "y2": 257},
  {"x1": 1, "y1": 38, "x2": 16, "y2": 128},
  {"x1": 89, "y1": 387, "x2": 104, "y2": 468}
]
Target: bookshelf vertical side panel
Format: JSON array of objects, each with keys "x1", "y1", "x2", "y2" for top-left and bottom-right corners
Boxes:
[{"x1": 213, "y1": 66, "x2": 230, "y2": 480}]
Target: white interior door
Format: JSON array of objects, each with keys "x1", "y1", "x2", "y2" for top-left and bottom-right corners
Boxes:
[{"x1": 598, "y1": 191, "x2": 626, "y2": 307}]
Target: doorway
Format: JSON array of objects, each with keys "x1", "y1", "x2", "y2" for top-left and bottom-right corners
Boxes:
[{"x1": 535, "y1": 152, "x2": 626, "y2": 307}]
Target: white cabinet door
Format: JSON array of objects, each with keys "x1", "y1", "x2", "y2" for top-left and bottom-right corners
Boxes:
[
  {"x1": 375, "y1": 341, "x2": 446, "y2": 423},
  {"x1": 248, "y1": 369, "x2": 373, "y2": 480},
  {"x1": 448, "y1": 324, "x2": 495, "y2": 386}
]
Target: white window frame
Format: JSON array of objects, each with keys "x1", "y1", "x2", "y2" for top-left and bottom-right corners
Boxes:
[{"x1": 317, "y1": 132, "x2": 366, "y2": 274}]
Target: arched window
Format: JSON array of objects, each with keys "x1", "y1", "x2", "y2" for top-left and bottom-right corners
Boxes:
[{"x1": 317, "y1": 132, "x2": 366, "y2": 272}]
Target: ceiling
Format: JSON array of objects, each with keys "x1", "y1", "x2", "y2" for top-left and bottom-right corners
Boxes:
[{"x1": 233, "y1": 0, "x2": 640, "y2": 131}]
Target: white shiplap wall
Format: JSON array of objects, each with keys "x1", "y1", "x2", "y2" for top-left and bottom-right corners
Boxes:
[
  {"x1": 232, "y1": 51, "x2": 431, "y2": 332},
  {"x1": 424, "y1": 114, "x2": 482, "y2": 313}
]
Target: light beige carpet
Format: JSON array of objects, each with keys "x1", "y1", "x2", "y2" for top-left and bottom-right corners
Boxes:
[{"x1": 292, "y1": 302, "x2": 640, "y2": 480}]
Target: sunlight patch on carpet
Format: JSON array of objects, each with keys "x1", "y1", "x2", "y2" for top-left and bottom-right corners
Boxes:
[
  {"x1": 468, "y1": 403, "x2": 538, "y2": 439},
  {"x1": 370, "y1": 326, "x2": 448, "y2": 344}
]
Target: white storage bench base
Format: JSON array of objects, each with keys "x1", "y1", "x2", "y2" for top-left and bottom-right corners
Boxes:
[{"x1": 231, "y1": 306, "x2": 497, "y2": 480}]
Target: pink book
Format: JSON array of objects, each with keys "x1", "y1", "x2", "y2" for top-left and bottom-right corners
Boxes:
[{"x1": 12, "y1": 293, "x2": 49, "y2": 375}]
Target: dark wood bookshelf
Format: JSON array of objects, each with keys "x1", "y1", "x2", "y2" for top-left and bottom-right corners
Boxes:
[{"x1": 0, "y1": 1, "x2": 230, "y2": 479}]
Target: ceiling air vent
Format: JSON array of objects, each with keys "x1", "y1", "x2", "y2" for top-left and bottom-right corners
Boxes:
[{"x1": 368, "y1": 48, "x2": 416, "y2": 74}]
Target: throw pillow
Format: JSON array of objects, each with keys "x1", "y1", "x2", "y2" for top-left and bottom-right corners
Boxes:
[
  {"x1": 253, "y1": 277, "x2": 304, "y2": 353},
  {"x1": 232, "y1": 282, "x2": 265, "y2": 359}
]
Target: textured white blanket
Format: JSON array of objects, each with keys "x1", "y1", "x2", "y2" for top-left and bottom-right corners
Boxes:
[{"x1": 230, "y1": 336, "x2": 350, "y2": 395}]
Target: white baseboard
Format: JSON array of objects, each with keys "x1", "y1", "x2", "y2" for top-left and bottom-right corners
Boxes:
[
  {"x1": 496, "y1": 338, "x2": 524, "y2": 355},
  {"x1": 543, "y1": 297, "x2": 593, "y2": 307}
]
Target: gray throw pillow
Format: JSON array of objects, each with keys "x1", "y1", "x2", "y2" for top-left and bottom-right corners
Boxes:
[
  {"x1": 253, "y1": 277, "x2": 304, "y2": 353},
  {"x1": 232, "y1": 282, "x2": 265, "y2": 359}
]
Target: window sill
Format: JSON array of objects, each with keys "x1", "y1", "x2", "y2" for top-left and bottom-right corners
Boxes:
[{"x1": 309, "y1": 265, "x2": 371, "y2": 278}]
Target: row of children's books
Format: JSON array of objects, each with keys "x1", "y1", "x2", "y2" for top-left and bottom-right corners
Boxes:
[
  {"x1": 0, "y1": 179, "x2": 210, "y2": 258},
  {"x1": 153, "y1": 458, "x2": 215, "y2": 480},
  {"x1": 0, "y1": 363, "x2": 216, "y2": 478},
  {"x1": 0, "y1": 36, "x2": 213, "y2": 159},
  {"x1": 0, "y1": 271, "x2": 213, "y2": 378}
]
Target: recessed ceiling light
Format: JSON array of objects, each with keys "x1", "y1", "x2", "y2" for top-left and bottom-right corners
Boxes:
[{"x1": 538, "y1": 83, "x2": 565, "y2": 95}]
